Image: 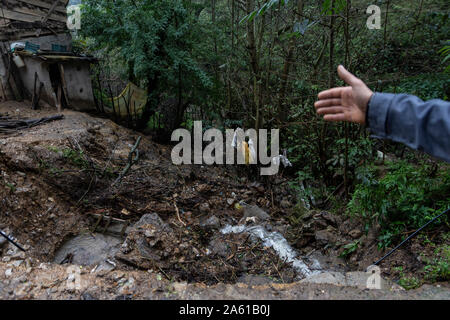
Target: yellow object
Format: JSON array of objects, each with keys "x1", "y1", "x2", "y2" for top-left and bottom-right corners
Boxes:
[
  {"x1": 104, "y1": 82, "x2": 148, "y2": 118},
  {"x1": 234, "y1": 203, "x2": 242, "y2": 210},
  {"x1": 241, "y1": 141, "x2": 256, "y2": 165}
]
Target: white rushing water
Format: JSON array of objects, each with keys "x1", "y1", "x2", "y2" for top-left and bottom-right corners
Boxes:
[{"x1": 220, "y1": 224, "x2": 321, "y2": 278}]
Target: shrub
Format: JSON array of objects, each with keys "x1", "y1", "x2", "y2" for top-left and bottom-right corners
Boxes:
[{"x1": 348, "y1": 161, "x2": 450, "y2": 248}]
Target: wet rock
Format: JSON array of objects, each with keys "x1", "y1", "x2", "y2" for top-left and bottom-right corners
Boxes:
[
  {"x1": 314, "y1": 230, "x2": 338, "y2": 245},
  {"x1": 243, "y1": 205, "x2": 270, "y2": 221},
  {"x1": 201, "y1": 215, "x2": 220, "y2": 229},
  {"x1": 349, "y1": 229, "x2": 363, "y2": 239}
]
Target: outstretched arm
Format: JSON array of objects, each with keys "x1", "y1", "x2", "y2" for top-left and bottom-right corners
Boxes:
[{"x1": 314, "y1": 65, "x2": 450, "y2": 163}]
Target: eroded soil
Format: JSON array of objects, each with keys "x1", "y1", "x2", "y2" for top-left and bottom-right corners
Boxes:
[{"x1": 0, "y1": 101, "x2": 448, "y2": 300}]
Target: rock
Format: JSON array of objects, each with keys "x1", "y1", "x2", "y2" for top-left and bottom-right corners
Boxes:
[
  {"x1": 243, "y1": 205, "x2": 270, "y2": 221},
  {"x1": 197, "y1": 184, "x2": 211, "y2": 193},
  {"x1": 226, "y1": 198, "x2": 235, "y2": 206},
  {"x1": 82, "y1": 292, "x2": 97, "y2": 300},
  {"x1": 349, "y1": 229, "x2": 363, "y2": 239},
  {"x1": 5, "y1": 269, "x2": 12, "y2": 277},
  {"x1": 280, "y1": 199, "x2": 291, "y2": 209},
  {"x1": 133, "y1": 213, "x2": 172, "y2": 233},
  {"x1": 201, "y1": 215, "x2": 220, "y2": 229},
  {"x1": 301, "y1": 272, "x2": 347, "y2": 286},
  {"x1": 11, "y1": 260, "x2": 23, "y2": 267},
  {"x1": 208, "y1": 238, "x2": 229, "y2": 258},
  {"x1": 314, "y1": 230, "x2": 337, "y2": 245},
  {"x1": 0, "y1": 236, "x2": 7, "y2": 249},
  {"x1": 320, "y1": 211, "x2": 340, "y2": 226},
  {"x1": 199, "y1": 202, "x2": 210, "y2": 213}
]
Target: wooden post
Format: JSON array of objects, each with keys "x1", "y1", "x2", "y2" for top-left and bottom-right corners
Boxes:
[{"x1": 58, "y1": 63, "x2": 71, "y2": 108}]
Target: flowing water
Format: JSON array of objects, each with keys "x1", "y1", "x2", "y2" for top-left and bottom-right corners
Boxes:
[{"x1": 221, "y1": 224, "x2": 321, "y2": 278}]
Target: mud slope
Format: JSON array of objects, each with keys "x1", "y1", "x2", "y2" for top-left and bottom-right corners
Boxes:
[{"x1": 0, "y1": 101, "x2": 448, "y2": 300}]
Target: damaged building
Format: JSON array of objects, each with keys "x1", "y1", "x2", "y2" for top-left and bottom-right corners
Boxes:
[{"x1": 0, "y1": 0, "x2": 96, "y2": 111}]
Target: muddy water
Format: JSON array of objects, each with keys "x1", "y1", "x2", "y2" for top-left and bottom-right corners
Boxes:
[{"x1": 53, "y1": 233, "x2": 122, "y2": 270}]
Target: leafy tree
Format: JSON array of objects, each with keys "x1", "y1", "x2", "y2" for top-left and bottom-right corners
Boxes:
[{"x1": 80, "y1": 0, "x2": 211, "y2": 130}]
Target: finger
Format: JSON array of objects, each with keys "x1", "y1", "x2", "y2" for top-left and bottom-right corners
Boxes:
[
  {"x1": 316, "y1": 107, "x2": 345, "y2": 115},
  {"x1": 314, "y1": 98, "x2": 342, "y2": 109},
  {"x1": 318, "y1": 87, "x2": 346, "y2": 100},
  {"x1": 337, "y1": 65, "x2": 361, "y2": 87},
  {"x1": 323, "y1": 114, "x2": 348, "y2": 122}
]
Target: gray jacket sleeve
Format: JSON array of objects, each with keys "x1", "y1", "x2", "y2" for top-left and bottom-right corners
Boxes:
[{"x1": 367, "y1": 93, "x2": 450, "y2": 163}]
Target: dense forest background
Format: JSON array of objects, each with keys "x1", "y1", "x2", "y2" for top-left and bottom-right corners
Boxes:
[{"x1": 76, "y1": 0, "x2": 450, "y2": 251}]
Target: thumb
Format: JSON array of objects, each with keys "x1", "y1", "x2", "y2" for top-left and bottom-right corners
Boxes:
[{"x1": 338, "y1": 65, "x2": 360, "y2": 86}]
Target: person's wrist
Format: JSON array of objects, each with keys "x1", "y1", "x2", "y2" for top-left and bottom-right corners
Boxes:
[{"x1": 365, "y1": 92, "x2": 375, "y2": 127}]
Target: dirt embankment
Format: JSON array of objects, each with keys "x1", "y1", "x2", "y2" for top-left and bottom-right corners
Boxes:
[{"x1": 0, "y1": 101, "x2": 448, "y2": 300}]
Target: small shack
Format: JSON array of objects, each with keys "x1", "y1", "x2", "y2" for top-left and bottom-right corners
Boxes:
[{"x1": 0, "y1": 0, "x2": 96, "y2": 111}]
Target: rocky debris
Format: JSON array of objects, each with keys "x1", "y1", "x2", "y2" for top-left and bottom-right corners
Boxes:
[
  {"x1": 117, "y1": 213, "x2": 181, "y2": 269},
  {"x1": 242, "y1": 204, "x2": 270, "y2": 221},
  {"x1": 132, "y1": 213, "x2": 173, "y2": 233},
  {"x1": 320, "y1": 211, "x2": 341, "y2": 227},
  {"x1": 349, "y1": 229, "x2": 363, "y2": 239},
  {"x1": 300, "y1": 271, "x2": 405, "y2": 291},
  {"x1": 280, "y1": 198, "x2": 291, "y2": 209},
  {"x1": 200, "y1": 215, "x2": 221, "y2": 229},
  {"x1": 314, "y1": 229, "x2": 338, "y2": 246},
  {"x1": 0, "y1": 260, "x2": 448, "y2": 300}
]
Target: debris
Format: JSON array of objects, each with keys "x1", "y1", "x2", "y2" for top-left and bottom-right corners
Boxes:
[
  {"x1": 242, "y1": 204, "x2": 270, "y2": 221},
  {"x1": 111, "y1": 136, "x2": 142, "y2": 186},
  {"x1": 0, "y1": 115, "x2": 64, "y2": 133},
  {"x1": 349, "y1": 229, "x2": 363, "y2": 239},
  {"x1": 221, "y1": 224, "x2": 320, "y2": 278}
]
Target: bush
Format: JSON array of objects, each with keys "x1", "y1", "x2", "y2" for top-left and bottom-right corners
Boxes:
[{"x1": 348, "y1": 161, "x2": 450, "y2": 248}]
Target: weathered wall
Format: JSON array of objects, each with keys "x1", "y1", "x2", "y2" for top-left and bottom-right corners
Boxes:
[
  {"x1": 18, "y1": 56, "x2": 53, "y2": 104},
  {"x1": 17, "y1": 57, "x2": 95, "y2": 110},
  {"x1": 62, "y1": 62, "x2": 96, "y2": 111},
  {"x1": 0, "y1": 0, "x2": 70, "y2": 41}
]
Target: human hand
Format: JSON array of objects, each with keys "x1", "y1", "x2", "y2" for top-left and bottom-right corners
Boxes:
[{"x1": 314, "y1": 65, "x2": 373, "y2": 124}]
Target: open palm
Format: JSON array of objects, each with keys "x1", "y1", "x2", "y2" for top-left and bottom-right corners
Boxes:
[{"x1": 314, "y1": 66, "x2": 373, "y2": 125}]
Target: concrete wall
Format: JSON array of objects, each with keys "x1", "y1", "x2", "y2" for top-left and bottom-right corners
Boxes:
[
  {"x1": 0, "y1": 54, "x2": 9, "y2": 101},
  {"x1": 17, "y1": 57, "x2": 95, "y2": 111},
  {"x1": 0, "y1": 33, "x2": 72, "y2": 102},
  {"x1": 63, "y1": 62, "x2": 96, "y2": 111},
  {"x1": 18, "y1": 56, "x2": 54, "y2": 104}
]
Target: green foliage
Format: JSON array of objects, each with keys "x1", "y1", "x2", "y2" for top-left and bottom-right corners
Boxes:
[
  {"x1": 49, "y1": 146, "x2": 88, "y2": 169},
  {"x1": 339, "y1": 240, "x2": 360, "y2": 258},
  {"x1": 398, "y1": 276, "x2": 422, "y2": 290},
  {"x1": 423, "y1": 245, "x2": 450, "y2": 282},
  {"x1": 349, "y1": 161, "x2": 450, "y2": 248},
  {"x1": 240, "y1": 0, "x2": 289, "y2": 24},
  {"x1": 439, "y1": 41, "x2": 450, "y2": 73},
  {"x1": 80, "y1": 0, "x2": 212, "y2": 117},
  {"x1": 384, "y1": 73, "x2": 450, "y2": 101}
]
